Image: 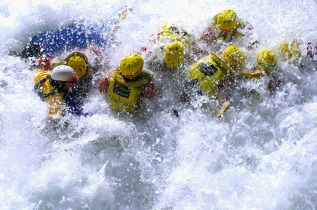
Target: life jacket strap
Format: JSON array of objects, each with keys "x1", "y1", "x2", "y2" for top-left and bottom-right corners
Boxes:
[{"x1": 34, "y1": 75, "x2": 62, "y2": 100}]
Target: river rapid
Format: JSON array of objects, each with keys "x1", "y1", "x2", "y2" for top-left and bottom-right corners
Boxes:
[{"x1": 0, "y1": 0, "x2": 317, "y2": 209}]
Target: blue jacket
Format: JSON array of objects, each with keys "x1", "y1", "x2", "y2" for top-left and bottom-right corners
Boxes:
[{"x1": 63, "y1": 94, "x2": 92, "y2": 117}]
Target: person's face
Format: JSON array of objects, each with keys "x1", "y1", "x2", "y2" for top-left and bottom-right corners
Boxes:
[
  {"x1": 57, "y1": 81, "x2": 75, "y2": 90},
  {"x1": 220, "y1": 29, "x2": 232, "y2": 35},
  {"x1": 64, "y1": 82, "x2": 75, "y2": 90}
]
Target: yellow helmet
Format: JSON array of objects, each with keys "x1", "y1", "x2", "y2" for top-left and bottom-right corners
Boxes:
[
  {"x1": 278, "y1": 39, "x2": 301, "y2": 60},
  {"x1": 120, "y1": 53, "x2": 144, "y2": 78},
  {"x1": 256, "y1": 49, "x2": 277, "y2": 72},
  {"x1": 217, "y1": 9, "x2": 238, "y2": 32},
  {"x1": 65, "y1": 52, "x2": 88, "y2": 78},
  {"x1": 222, "y1": 45, "x2": 247, "y2": 68},
  {"x1": 164, "y1": 42, "x2": 185, "y2": 67}
]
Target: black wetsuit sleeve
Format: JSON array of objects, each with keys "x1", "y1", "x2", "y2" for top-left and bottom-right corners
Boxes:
[
  {"x1": 68, "y1": 75, "x2": 93, "y2": 105},
  {"x1": 179, "y1": 79, "x2": 202, "y2": 102}
]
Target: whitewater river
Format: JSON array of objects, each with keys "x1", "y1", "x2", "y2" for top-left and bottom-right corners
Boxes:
[{"x1": 0, "y1": 0, "x2": 316, "y2": 209}]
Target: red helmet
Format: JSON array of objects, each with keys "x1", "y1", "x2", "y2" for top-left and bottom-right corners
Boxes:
[{"x1": 39, "y1": 56, "x2": 53, "y2": 71}]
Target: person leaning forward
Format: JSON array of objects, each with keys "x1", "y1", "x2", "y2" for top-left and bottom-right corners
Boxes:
[
  {"x1": 34, "y1": 65, "x2": 89, "y2": 117},
  {"x1": 199, "y1": 9, "x2": 258, "y2": 52},
  {"x1": 99, "y1": 53, "x2": 157, "y2": 113},
  {"x1": 180, "y1": 46, "x2": 247, "y2": 117}
]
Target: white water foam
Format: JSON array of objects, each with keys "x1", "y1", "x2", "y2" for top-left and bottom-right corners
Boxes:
[{"x1": 0, "y1": 0, "x2": 316, "y2": 209}]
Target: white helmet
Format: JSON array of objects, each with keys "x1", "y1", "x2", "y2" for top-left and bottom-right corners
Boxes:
[{"x1": 51, "y1": 65, "x2": 79, "y2": 82}]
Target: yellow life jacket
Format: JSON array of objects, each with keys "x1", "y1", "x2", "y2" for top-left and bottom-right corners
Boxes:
[
  {"x1": 212, "y1": 14, "x2": 245, "y2": 42},
  {"x1": 107, "y1": 70, "x2": 152, "y2": 113},
  {"x1": 33, "y1": 69, "x2": 65, "y2": 115},
  {"x1": 189, "y1": 53, "x2": 231, "y2": 96},
  {"x1": 158, "y1": 23, "x2": 191, "y2": 50}
]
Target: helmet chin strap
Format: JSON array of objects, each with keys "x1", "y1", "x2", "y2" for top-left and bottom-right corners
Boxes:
[
  {"x1": 61, "y1": 82, "x2": 66, "y2": 89},
  {"x1": 121, "y1": 71, "x2": 144, "y2": 81},
  {"x1": 57, "y1": 81, "x2": 67, "y2": 92},
  {"x1": 257, "y1": 61, "x2": 276, "y2": 68}
]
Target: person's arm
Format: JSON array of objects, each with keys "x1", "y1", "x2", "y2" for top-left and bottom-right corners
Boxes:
[
  {"x1": 307, "y1": 42, "x2": 317, "y2": 61},
  {"x1": 243, "y1": 21, "x2": 259, "y2": 48},
  {"x1": 63, "y1": 95, "x2": 92, "y2": 117},
  {"x1": 217, "y1": 76, "x2": 235, "y2": 91},
  {"x1": 39, "y1": 56, "x2": 54, "y2": 71},
  {"x1": 267, "y1": 76, "x2": 282, "y2": 94},
  {"x1": 140, "y1": 81, "x2": 157, "y2": 100},
  {"x1": 139, "y1": 32, "x2": 160, "y2": 53},
  {"x1": 47, "y1": 95, "x2": 63, "y2": 116},
  {"x1": 98, "y1": 72, "x2": 111, "y2": 93},
  {"x1": 199, "y1": 26, "x2": 215, "y2": 44},
  {"x1": 83, "y1": 45, "x2": 105, "y2": 68},
  {"x1": 190, "y1": 40, "x2": 209, "y2": 59},
  {"x1": 179, "y1": 79, "x2": 202, "y2": 102}
]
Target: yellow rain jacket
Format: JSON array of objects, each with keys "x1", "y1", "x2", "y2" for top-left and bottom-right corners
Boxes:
[
  {"x1": 33, "y1": 69, "x2": 65, "y2": 115},
  {"x1": 107, "y1": 70, "x2": 152, "y2": 113},
  {"x1": 189, "y1": 52, "x2": 232, "y2": 96}
]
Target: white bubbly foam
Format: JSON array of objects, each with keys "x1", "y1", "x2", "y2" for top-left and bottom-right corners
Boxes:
[{"x1": 0, "y1": 0, "x2": 317, "y2": 209}]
